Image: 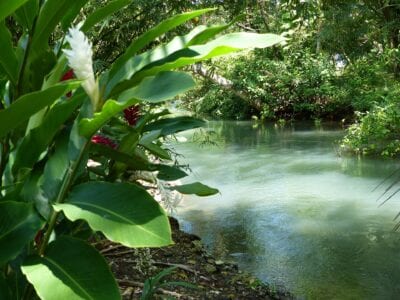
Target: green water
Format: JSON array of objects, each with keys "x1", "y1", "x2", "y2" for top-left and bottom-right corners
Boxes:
[{"x1": 173, "y1": 121, "x2": 400, "y2": 299}]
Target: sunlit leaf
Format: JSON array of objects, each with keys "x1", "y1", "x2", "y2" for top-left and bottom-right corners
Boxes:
[
  {"x1": 55, "y1": 182, "x2": 172, "y2": 247},
  {"x1": 22, "y1": 236, "x2": 120, "y2": 300}
]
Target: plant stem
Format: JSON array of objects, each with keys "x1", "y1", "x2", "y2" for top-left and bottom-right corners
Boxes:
[
  {"x1": 15, "y1": 0, "x2": 43, "y2": 99},
  {"x1": 0, "y1": 136, "x2": 10, "y2": 188},
  {"x1": 38, "y1": 140, "x2": 90, "y2": 256}
]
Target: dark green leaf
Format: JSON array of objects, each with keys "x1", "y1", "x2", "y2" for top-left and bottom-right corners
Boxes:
[
  {"x1": 0, "y1": 0, "x2": 29, "y2": 21},
  {"x1": 140, "y1": 141, "x2": 171, "y2": 160},
  {"x1": 0, "y1": 273, "x2": 11, "y2": 300},
  {"x1": 21, "y1": 236, "x2": 120, "y2": 300},
  {"x1": 13, "y1": 0, "x2": 39, "y2": 31},
  {"x1": 169, "y1": 182, "x2": 219, "y2": 196},
  {"x1": 0, "y1": 202, "x2": 44, "y2": 266},
  {"x1": 156, "y1": 165, "x2": 188, "y2": 181},
  {"x1": 0, "y1": 21, "x2": 18, "y2": 84},
  {"x1": 13, "y1": 93, "x2": 84, "y2": 174},
  {"x1": 143, "y1": 116, "x2": 205, "y2": 137},
  {"x1": 55, "y1": 182, "x2": 172, "y2": 247},
  {"x1": 0, "y1": 80, "x2": 80, "y2": 139},
  {"x1": 90, "y1": 143, "x2": 151, "y2": 171},
  {"x1": 60, "y1": 0, "x2": 88, "y2": 31},
  {"x1": 31, "y1": 0, "x2": 74, "y2": 52}
]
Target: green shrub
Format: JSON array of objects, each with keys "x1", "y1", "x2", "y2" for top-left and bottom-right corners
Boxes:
[{"x1": 341, "y1": 104, "x2": 400, "y2": 157}]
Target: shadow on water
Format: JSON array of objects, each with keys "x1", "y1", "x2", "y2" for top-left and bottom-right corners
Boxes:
[{"x1": 175, "y1": 121, "x2": 400, "y2": 299}]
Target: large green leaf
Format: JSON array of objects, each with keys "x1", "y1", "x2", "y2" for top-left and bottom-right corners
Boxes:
[
  {"x1": 109, "y1": 8, "x2": 214, "y2": 79},
  {"x1": 0, "y1": 21, "x2": 18, "y2": 85},
  {"x1": 170, "y1": 182, "x2": 219, "y2": 196},
  {"x1": 22, "y1": 236, "x2": 120, "y2": 300},
  {"x1": 0, "y1": 202, "x2": 44, "y2": 266},
  {"x1": 143, "y1": 116, "x2": 205, "y2": 137},
  {"x1": 31, "y1": 0, "x2": 74, "y2": 53},
  {"x1": 13, "y1": 93, "x2": 84, "y2": 175},
  {"x1": 0, "y1": 0, "x2": 29, "y2": 22},
  {"x1": 117, "y1": 71, "x2": 195, "y2": 103},
  {"x1": 81, "y1": 0, "x2": 130, "y2": 32},
  {"x1": 13, "y1": 0, "x2": 39, "y2": 31},
  {"x1": 79, "y1": 71, "x2": 194, "y2": 138},
  {"x1": 60, "y1": 0, "x2": 88, "y2": 31},
  {"x1": 55, "y1": 182, "x2": 172, "y2": 247},
  {"x1": 106, "y1": 23, "x2": 219, "y2": 91},
  {"x1": 139, "y1": 137, "x2": 171, "y2": 160},
  {"x1": 111, "y1": 33, "x2": 284, "y2": 96},
  {"x1": 0, "y1": 80, "x2": 80, "y2": 139}
]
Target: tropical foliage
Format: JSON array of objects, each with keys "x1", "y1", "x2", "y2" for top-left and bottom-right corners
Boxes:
[{"x1": 0, "y1": 1, "x2": 282, "y2": 298}]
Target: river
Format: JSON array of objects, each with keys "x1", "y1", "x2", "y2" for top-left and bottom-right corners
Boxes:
[{"x1": 173, "y1": 121, "x2": 400, "y2": 299}]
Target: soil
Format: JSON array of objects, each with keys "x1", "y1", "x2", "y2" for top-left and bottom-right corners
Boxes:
[{"x1": 97, "y1": 217, "x2": 293, "y2": 299}]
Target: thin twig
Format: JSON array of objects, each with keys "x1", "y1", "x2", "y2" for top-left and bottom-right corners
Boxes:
[
  {"x1": 100, "y1": 244, "x2": 126, "y2": 254},
  {"x1": 103, "y1": 249, "x2": 137, "y2": 257},
  {"x1": 153, "y1": 261, "x2": 199, "y2": 275},
  {"x1": 117, "y1": 279, "x2": 184, "y2": 298}
]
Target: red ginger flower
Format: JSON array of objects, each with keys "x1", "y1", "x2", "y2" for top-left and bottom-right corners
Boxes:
[
  {"x1": 61, "y1": 69, "x2": 74, "y2": 81},
  {"x1": 91, "y1": 135, "x2": 118, "y2": 149},
  {"x1": 123, "y1": 105, "x2": 140, "y2": 126},
  {"x1": 61, "y1": 69, "x2": 75, "y2": 97}
]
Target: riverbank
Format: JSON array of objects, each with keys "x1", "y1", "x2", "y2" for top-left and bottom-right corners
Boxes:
[{"x1": 98, "y1": 217, "x2": 293, "y2": 299}]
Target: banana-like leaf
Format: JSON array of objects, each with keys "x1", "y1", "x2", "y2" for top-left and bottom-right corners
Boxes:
[
  {"x1": 112, "y1": 33, "x2": 284, "y2": 96},
  {"x1": 79, "y1": 71, "x2": 194, "y2": 138},
  {"x1": 169, "y1": 182, "x2": 219, "y2": 196},
  {"x1": 22, "y1": 236, "x2": 120, "y2": 300},
  {"x1": 0, "y1": 80, "x2": 80, "y2": 139},
  {"x1": 0, "y1": 202, "x2": 44, "y2": 266},
  {"x1": 13, "y1": 93, "x2": 84, "y2": 174},
  {"x1": 81, "y1": 0, "x2": 130, "y2": 32},
  {"x1": 109, "y1": 8, "x2": 214, "y2": 79},
  {"x1": 143, "y1": 116, "x2": 205, "y2": 137},
  {"x1": 55, "y1": 182, "x2": 172, "y2": 247},
  {"x1": 0, "y1": 21, "x2": 18, "y2": 85},
  {"x1": 0, "y1": 0, "x2": 29, "y2": 22}
]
